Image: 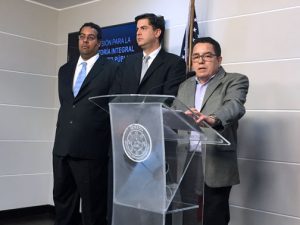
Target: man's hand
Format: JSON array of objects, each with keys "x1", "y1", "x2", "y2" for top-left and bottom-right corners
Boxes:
[{"x1": 185, "y1": 108, "x2": 217, "y2": 126}]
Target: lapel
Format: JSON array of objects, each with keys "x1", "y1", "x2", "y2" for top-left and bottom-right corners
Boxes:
[
  {"x1": 134, "y1": 53, "x2": 143, "y2": 81},
  {"x1": 184, "y1": 77, "x2": 197, "y2": 108},
  {"x1": 140, "y1": 49, "x2": 165, "y2": 84},
  {"x1": 74, "y1": 56, "x2": 105, "y2": 101},
  {"x1": 65, "y1": 60, "x2": 77, "y2": 98},
  {"x1": 200, "y1": 67, "x2": 225, "y2": 111}
]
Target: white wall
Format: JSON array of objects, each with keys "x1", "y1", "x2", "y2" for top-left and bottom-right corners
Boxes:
[
  {"x1": 0, "y1": 0, "x2": 58, "y2": 210},
  {"x1": 0, "y1": 0, "x2": 299, "y2": 224}
]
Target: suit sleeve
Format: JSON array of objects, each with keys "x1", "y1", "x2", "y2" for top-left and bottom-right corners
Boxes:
[
  {"x1": 162, "y1": 57, "x2": 186, "y2": 96},
  {"x1": 214, "y1": 74, "x2": 249, "y2": 126},
  {"x1": 108, "y1": 63, "x2": 122, "y2": 94},
  {"x1": 57, "y1": 65, "x2": 65, "y2": 106}
]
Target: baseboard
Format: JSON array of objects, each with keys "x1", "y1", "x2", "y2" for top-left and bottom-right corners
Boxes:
[{"x1": 0, "y1": 205, "x2": 55, "y2": 219}]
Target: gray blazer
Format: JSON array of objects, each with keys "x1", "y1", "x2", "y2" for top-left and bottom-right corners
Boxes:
[{"x1": 175, "y1": 66, "x2": 249, "y2": 187}]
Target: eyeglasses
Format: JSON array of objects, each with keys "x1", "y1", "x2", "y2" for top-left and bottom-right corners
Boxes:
[
  {"x1": 78, "y1": 34, "x2": 97, "y2": 42},
  {"x1": 192, "y1": 53, "x2": 216, "y2": 62}
]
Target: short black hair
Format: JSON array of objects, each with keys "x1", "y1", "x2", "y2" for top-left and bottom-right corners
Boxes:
[
  {"x1": 193, "y1": 37, "x2": 221, "y2": 57},
  {"x1": 134, "y1": 13, "x2": 165, "y2": 43},
  {"x1": 79, "y1": 22, "x2": 102, "y2": 40}
]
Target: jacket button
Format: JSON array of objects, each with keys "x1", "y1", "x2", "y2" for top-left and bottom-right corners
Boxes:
[
  {"x1": 69, "y1": 121, "x2": 73, "y2": 124},
  {"x1": 73, "y1": 105, "x2": 76, "y2": 108}
]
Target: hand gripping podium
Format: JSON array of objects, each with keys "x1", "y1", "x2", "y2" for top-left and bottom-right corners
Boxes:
[{"x1": 89, "y1": 94, "x2": 230, "y2": 225}]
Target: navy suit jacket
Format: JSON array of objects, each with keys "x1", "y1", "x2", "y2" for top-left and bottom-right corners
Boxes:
[
  {"x1": 110, "y1": 49, "x2": 186, "y2": 95},
  {"x1": 53, "y1": 56, "x2": 118, "y2": 160}
]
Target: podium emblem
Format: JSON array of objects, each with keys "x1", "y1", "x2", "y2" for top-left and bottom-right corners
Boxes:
[{"x1": 122, "y1": 123, "x2": 152, "y2": 162}]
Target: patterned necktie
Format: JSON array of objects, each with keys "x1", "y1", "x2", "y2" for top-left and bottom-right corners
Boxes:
[
  {"x1": 73, "y1": 62, "x2": 87, "y2": 97},
  {"x1": 140, "y1": 55, "x2": 150, "y2": 82}
]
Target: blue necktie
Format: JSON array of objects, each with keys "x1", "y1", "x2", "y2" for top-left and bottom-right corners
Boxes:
[{"x1": 73, "y1": 62, "x2": 87, "y2": 97}]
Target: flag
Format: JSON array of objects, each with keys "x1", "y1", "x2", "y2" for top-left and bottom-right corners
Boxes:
[{"x1": 180, "y1": 0, "x2": 199, "y2": 72}]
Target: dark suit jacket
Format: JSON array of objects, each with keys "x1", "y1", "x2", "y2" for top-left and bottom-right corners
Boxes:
[
  {"x1": 53, "y1": 56, "x2": 118, "y2": 160},
  {"x1": 175, "y1": 66, "x2": 249, "y2": 187},
  {"x1": 110, "y1": 49, "x2": 186, "y2": 95}
]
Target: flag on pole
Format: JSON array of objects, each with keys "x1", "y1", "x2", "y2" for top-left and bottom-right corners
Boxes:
[{"x1": 180, "y1": 0, "x2": 199, "y2": 72}]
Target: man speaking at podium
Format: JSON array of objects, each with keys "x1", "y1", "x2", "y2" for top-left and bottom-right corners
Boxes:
[{"x1": 176, "y1": 37, "x2": 249, "y2": 225}]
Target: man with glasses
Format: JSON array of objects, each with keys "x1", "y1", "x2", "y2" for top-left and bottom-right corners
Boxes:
[
  {"x1": 176, "y1": 37, "x2": 249, "y2": 225},
  {"x1": 53, "y1": 22, "x2": 118, "y2": 225}
]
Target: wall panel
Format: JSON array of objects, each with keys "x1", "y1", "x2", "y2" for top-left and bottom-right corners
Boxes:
[
  {"x1": 0, "y1": 0, "x2": 58, "y2": 42},
  {"x1": 196, "y1": 0, "x2": 300, "y2": 21},
  {"x1": 0, "y1": 105, "x2": 55, "y2": 141},
  {"x1": 231, "y1": 159, "x2": 300, "y2": 217},
  {"x1": 196, "y1": 8, "x2": 300, "y2": 63},
  {"x1": 0, "y1": 70, "x2": 57, "y2": 108},
  {"x1": 0, "y1": 174, "x2": 52, "y2": 211},
  {"x1": 230, "y1": 206, "x2": 300, "y2": 225},
  {"x1": 0, "y1": 142, "x2": 52, "y2": 176},
  {"x1": 224, "y1": 60, "x2": 300, "y2": 110},
  {"x1": 237, "y1": 111, "x2": 300, "y2": 163},
  {"x1": 0, "y1": 33, "x2": 57, "y2": 76}
]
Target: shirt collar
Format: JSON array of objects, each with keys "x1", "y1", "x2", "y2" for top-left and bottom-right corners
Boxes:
[
  {"x1": 195, "y1": 74, "x2": 216, "y2": 86},
  {"x1": 77, "y1": 54, "x2": 99, "y2": 67},
  {"x1": 143, "y1": 45, "x2": 161, "y2": 59}
]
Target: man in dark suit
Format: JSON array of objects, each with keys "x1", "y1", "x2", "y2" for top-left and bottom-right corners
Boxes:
[
  {"x1": 175, "y1": 37, "x2": 249, "y2": 225},
  {"x1": 52, "y1": 22, "x2": 118, "y2": 225},
  {"x1": 107, "y1": 13, "x2": 186, "y2": 225},
  {"x1": 110, "y1": 13, "x2": 186, "y2": 95}
]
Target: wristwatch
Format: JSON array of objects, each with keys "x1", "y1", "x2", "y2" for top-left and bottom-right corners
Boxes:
[{"x1": 208, "y1": 114, "x2": 221, "y2": 127}]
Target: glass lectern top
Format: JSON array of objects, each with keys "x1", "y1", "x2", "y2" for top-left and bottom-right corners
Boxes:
[
  {"x1": 89, "y1": 94, "x2": 230, "y2": 146},
  {"x1": 89, "y1": 94, "x2": 175, "y2": 113}
]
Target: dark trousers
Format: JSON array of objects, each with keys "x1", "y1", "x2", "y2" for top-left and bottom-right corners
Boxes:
[
  {"x1": 203, "y1": 184, "x2": 232, "y2": 225},
  {"x1": 181, "y1": 184, "x2": 232, "y2": 225},
  {"x1": 53, "y1": 155, "x2": 108, "y2": 225},
  {"x1": 107, "y1": 157, "x2": 113, "y2": 225}
]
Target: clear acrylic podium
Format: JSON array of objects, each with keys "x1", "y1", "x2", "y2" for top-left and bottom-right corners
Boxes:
[{"x1": 89, "y1": 94, "x2": 230, "y2": 225}]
